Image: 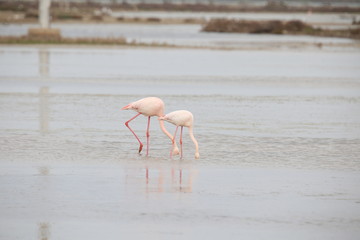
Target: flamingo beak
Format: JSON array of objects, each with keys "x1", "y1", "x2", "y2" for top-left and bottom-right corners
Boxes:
[
  {"x1": 158, "y1": 116, "x2": 168, "y2": 121},
  {"x1": 121, "y1": 104, "x2": 131, "y2": 110}
]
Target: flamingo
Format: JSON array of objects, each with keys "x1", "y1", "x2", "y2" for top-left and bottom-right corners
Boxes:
[
  {"x1": 159, "y1": 110, "x2": 200, "y2": 159},
  {"x1": 122, "y1": 97, "x2": 179, "y2": 156}
]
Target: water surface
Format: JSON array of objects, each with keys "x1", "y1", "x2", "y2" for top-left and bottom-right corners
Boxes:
[{"x1": 0, "y1": 45, "x2": 359, "y2": 239}]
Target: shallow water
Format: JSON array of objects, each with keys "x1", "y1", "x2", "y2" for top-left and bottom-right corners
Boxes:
[
  {"x1": 1, "y1": 165, "x2": 360, "y2": 240},
  {"x1": 0, "y1": 45, "x2": 360, "y2": 239}
]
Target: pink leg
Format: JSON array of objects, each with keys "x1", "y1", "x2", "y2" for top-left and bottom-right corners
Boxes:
[
  {"x1": 146, "y1": 116, "x2": 151, "y2": 157},
  {"x1": 170, "y1": 126, "x2": 179, "y2": 159},
  {"x1": 180, "y1": 126, "x2": 183, "y2": 159},
  {"x1": 124, "y1": 113, "x2": 143, "y2": 153}
]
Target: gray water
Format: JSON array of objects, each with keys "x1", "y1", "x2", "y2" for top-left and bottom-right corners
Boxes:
[{"x1": 0, "y1": 45, "x2": 360, "y2": 239}]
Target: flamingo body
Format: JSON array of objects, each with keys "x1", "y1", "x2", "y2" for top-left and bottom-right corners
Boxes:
[
  {"x1": 123, "y1": 97, "x2": 164, "y2": 117},
  {"x1": 162, "y1": 110, "x2": 193, "y2": 127}
]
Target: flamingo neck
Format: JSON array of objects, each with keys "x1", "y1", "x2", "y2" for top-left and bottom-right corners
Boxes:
[
  {"x1": 159, "y1": 119, "x2": 180, "y2": 156},
  {"x1": 159, "y1": 119, "x2": 173, "y2": 140},
  {"x1": 189, "y1": 126, "x2": 199, "y2": 159}
]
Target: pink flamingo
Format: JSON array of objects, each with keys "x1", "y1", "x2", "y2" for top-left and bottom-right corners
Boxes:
[
  {"x1": 122, "y1": 97, "x2": 179, "y2": 156},
  {"x1": 159, "y1": 110, "x2": 200, "y2": 159}
]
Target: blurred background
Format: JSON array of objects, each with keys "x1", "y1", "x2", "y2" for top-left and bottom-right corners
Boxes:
[
  {"x1": 0, "y1": 0, "x2": 360, "y2": 48},
  {"x1": 1, "y1": 1, "x2": 360, "y2": 240}
]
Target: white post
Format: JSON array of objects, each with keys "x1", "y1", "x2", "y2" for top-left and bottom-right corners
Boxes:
[
  {"x1": 39, "y1": 0, "x2": 51, "y2": 29},
  {"x1": 29, "y1": 0, "x2": 60, "y2": 39}
]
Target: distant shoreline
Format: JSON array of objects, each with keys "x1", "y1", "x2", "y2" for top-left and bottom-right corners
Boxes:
[
  {"x1": 1, "y1": 36, "x2": 359, "y2": 51},
  {"x1": 202, "y1": 19, "x2": 360, "y2": 40},
  {"x1": 2, "y1": 0, "x2": 360, "y2": 14}
]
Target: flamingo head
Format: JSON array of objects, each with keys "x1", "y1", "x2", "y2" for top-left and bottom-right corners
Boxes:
[
  {"x1": 158, "y1": 115, "x2": 174, "y2": 124},
  {"x1": 158, "y1": 115, "x2": 167, "y2": 121}
]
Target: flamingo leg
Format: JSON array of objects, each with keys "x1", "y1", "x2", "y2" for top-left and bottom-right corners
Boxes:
[
  {"x1": 180, "y1": 126, "x2": 183, "y2": 159},
  {"x1": 146, "y1": 116, "x2": 151, "y2": 157},
  {"x1": 124, "y1": 113, "x2": 143, "y2": 154},
  {"x1": 170, "y1": 126, "x2": 179, "y2": 159}
]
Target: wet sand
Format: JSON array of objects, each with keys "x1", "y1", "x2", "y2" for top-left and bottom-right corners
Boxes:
[{"x1": 0, "y1": 45, "x2": 360, "y2": 239}]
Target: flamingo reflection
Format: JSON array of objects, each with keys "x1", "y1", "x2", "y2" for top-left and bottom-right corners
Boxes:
[
  {"x1": 38, "y1": 222, "x2": 50, "y2": 240},
  {"x1": 145, "y1": 167, "x2": 197, "y2": 193}
]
